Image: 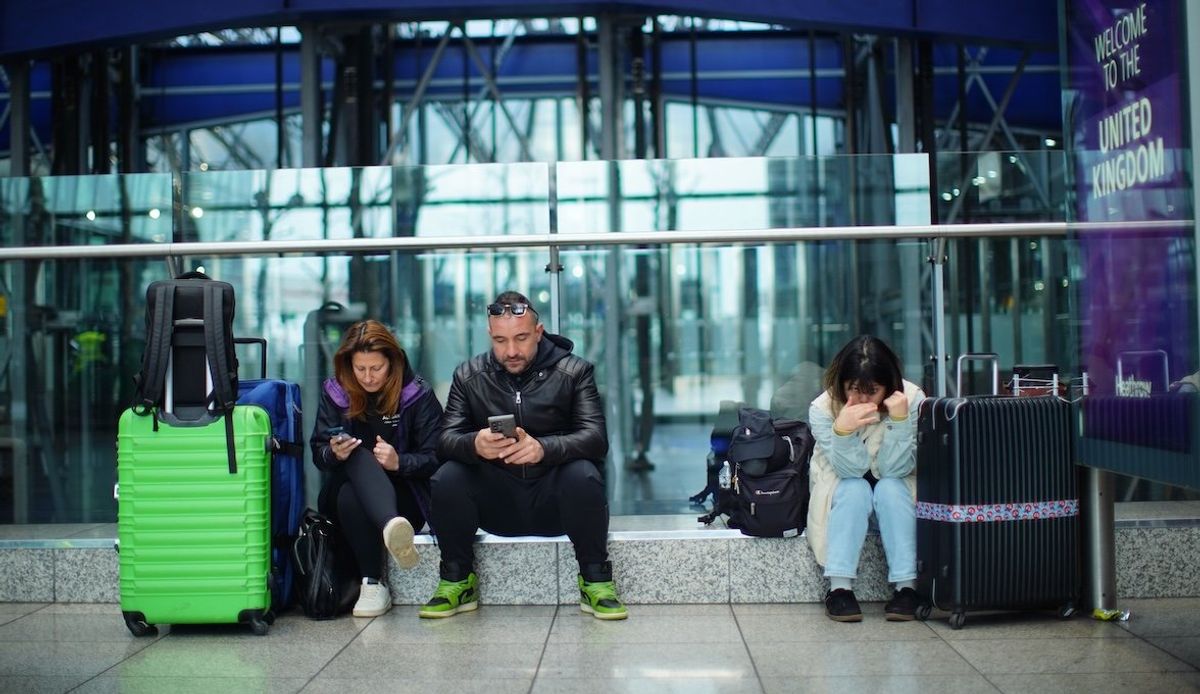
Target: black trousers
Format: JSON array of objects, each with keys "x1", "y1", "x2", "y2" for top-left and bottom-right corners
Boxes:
[
  {"x1": 430, "y1": 459, "x2": 609, "y2": 580},
  {"x1": 326, "y1": 447, "x2": 425, "y2": 579}
]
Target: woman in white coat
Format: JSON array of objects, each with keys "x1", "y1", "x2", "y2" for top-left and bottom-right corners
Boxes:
[{"x1": 806, "y1": 335, "x2": 925, "y2": 622}]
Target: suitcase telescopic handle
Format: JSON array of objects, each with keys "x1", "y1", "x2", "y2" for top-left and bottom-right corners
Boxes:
[
  {"x1": 234, "y1": 337, "x2": 268, "y2": 378},
  {"x1": 956, "y1": 353, "x2": 1000, "y2": 396}
]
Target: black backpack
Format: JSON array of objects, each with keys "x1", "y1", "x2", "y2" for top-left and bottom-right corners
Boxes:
[
  {"x1": 291, "y1": 510, "x2": 360, "y2": 619},
  {"x1": 699, "y1": 407, "x2": 814, "y2": 538},
  {"x1": 133, "y1": 271, "x2": 241, "y2": 473}
]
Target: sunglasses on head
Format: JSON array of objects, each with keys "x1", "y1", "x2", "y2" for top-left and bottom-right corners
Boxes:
[{"x1": 487, "y1": 302, "x2": 535, "y2": 317}]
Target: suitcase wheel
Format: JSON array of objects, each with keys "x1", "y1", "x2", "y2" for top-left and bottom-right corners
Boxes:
[
  {"x1": 123, "y1": 612, "x2": 158, "y2": 638},
  {"x1": 915, "y1": 603, "x2": 932, "y2": 621},
  {"x1": 949, "y1": 612, "x2": 966, "y2": 630},
  {"x1": 239, "y1": 608, "x2": 272, "y2": 636}
]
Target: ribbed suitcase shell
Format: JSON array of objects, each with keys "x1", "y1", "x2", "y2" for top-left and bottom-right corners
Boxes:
[
  {"x1": 117, "y1": 406, "x2": 272, "y2": 627},
  {"x1": 916, "y1": 395, "x2": 1079, "y2": 626}
]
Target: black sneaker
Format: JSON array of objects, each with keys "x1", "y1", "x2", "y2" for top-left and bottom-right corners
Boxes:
[
  {"x1": 824, "y1": 588, "x2": 863, "y2": 622},
  {"x1": 885, "y1": 587, "x2": 921, "y2": 621}
]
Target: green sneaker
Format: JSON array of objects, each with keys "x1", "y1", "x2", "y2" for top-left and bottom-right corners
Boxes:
[
  {"x1": 578, "y1": 575, "x2": 628, "y2": 620},
  {"x1": 418, "y1": 572, "x2": 479, "y2": 619}
]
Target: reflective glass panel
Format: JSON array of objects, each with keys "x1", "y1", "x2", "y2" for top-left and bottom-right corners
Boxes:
[
  {"x1": 0, "y1": 174, "x2": 173, "y2": 247},
  {"x1": 557, "y1": 155, "x2": 932, "y2": 514}
]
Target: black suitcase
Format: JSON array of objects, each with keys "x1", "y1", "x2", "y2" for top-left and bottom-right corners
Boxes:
[{"x1": 915, "y1": 354, "x2": 1080, "y2": 629}]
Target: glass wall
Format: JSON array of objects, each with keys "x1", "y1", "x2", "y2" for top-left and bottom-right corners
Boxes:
[
  {"x1": 6, "y1": 153, "x2": 1125, "y2": 524},
  {"x1": 933, "y1": 150, "x2": 1075, "y2": 388},
  {"x1": 555, "y1": 155, "x2": 931, "y2": 511}
]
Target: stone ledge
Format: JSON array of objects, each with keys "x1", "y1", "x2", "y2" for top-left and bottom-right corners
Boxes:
[{"x1": 1, "y1": 523, "x2": 1197, "y2": 604}]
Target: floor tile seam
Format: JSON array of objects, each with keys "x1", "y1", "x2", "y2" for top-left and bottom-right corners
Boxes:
[
  {"x1": 976, "y1": 672, "x2": 1008, "y2": 693},
  {"x1": 741, "y1": 636, "x2": 947, "y2": 645},
  {"x1": 942, "y1": 631, "x2": 1199, "y2": 675},
  {"x1": 0, "y1": 603, "x2": 53, "y2": 628},
  {"x1": 1131, "y1": 630, "x2": 1200, "y2": 671},
  {"x1": 528, "y1": 603, "x2": 560, "y2": 694},
  {"x1": 62, "y1": 627, "x2": 167, "y2": 692},
  {"x1": 729, "y1": 601, "x2": 768, "y2": 693},
  {"x1": 932, "y1": 623, "x2": 996, "y2": 682},
  {"x1": 300, "y1": 613, "x2": 375, "y2": 687},
  {"x1": 1122, "y1": 630, "x2": 1200, "y2": 639},
  {"x1": 933, "y1": 633, "x2": 1150, "y2": 642}
]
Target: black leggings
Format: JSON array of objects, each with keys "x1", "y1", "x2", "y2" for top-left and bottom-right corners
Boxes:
[
  {"x1": 430, "y1": 459, "x2": 608, "y2": 578},
  {"x1": 326, "y1": 447, "x2": 426, "y2": 579}
]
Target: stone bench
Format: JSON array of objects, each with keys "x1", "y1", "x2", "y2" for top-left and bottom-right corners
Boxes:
[{"x1": 2, "y1": 504, "x2": 1198, "y2": 604}]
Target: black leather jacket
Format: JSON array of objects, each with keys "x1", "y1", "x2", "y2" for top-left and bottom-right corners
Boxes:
[{"x1": 437, "y1": 332, "x2": 608, "y2": 477}]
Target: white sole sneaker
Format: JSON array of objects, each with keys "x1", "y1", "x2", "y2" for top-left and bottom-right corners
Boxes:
[
  {"x1": 352, "y1": 582, "x2": 392, "y2": 617},
  {"x1": 383, "y1": 516, "x2": 419, "y2": 570}
]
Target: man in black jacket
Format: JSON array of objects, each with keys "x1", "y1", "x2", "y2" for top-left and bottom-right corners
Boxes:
[{"x1": 421, "y1": 291, "x2": 627, "y2": 620}]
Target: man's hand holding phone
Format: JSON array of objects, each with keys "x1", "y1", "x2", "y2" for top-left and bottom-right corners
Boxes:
[
  {"x1": 474, "y1": 414, "x2": 544, "y2": 465},
  {"x1": 325, "y1": 426, "x2": 361, "y2": 462},
  {"x1": 475, "y1": 415, "x2": 516, "y2": 459}
]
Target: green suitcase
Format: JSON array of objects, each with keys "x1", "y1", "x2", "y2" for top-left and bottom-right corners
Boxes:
[{"x1": 117, "y1": 406, "x2": 273, "y2": 636}]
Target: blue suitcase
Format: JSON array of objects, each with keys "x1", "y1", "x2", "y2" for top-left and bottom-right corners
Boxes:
[{"x1": 235, "y1": 338, "x2": 305, "y2": 611}]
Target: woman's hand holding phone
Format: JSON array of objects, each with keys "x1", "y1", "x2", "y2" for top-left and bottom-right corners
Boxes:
[{"x1": 325, "y1": 426, "x2": 360, "y2": 461}]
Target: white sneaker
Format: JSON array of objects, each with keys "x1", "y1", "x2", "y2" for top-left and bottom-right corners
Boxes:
[
  {"x1": 383, "y1": 516, "x2": 419, "y2": 570},
  {"x1": 352, "y1": 579, "x2": 392, "y2": 617}
]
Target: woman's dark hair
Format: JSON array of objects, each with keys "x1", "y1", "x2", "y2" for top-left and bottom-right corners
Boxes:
[
  {"x1": 333, "y1": 320, "x2": 407, "y2": 419},
  {"x1": 822, "y1": 335, "x2": 904, "y2": 410}
]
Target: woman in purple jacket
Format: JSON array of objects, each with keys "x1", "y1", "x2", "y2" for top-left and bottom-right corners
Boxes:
[{"x1": 309, "y1": 320, "x2": 443, "y2": 617}]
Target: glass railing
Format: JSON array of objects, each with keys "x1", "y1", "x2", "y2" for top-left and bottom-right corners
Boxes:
[
  {"x1": 932, "y1": 150, "x2": 1075, "y2": 390},
  {"x1": 0, "y1": 153, "x2": 1194, "y2": 524}
]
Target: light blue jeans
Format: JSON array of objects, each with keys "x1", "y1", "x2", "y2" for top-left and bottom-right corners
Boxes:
[{"x1": 823, "y1": 476, "x2": 916, "y2": 584}]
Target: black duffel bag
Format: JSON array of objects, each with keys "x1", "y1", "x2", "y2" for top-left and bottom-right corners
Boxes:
[{"x1": 291, "y1": 510, "x2": 359, "y2": 619}]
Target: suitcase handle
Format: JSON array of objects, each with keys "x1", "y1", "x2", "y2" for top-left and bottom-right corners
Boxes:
[
  {"x1": 235, "y1": 337, "x2": 268, "y2": 379},
  {"x1": 956, "y1": 353, "x2": 999, "y2": 396}
]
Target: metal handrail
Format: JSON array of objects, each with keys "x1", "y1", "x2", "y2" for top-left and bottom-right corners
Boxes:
[{"x1": 0, "y1": 219, "x2": 1189, "y2": 260}]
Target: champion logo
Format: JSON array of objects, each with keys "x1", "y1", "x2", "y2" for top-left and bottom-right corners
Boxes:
[{"x1": 754, "y1": 489, "x2": 780, "y2": 496}]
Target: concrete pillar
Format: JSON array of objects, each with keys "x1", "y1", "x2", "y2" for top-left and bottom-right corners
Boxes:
[
  {"x1": 300, "y1": 23, "x2": 323, "y2": 168},
  {"x1": 7, "y1": 60, "x2": 31, "y2": 176}
]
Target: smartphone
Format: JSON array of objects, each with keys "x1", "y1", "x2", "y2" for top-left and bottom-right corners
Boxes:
[
  {"x1": 487, "y1": 414, "x2": 517, "y2": 439},
  {"x1": 324, "y1": 426, "x2": 349, "y2": 442}
]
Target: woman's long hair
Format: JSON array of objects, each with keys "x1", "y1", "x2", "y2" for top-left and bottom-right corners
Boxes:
[
  {"x1": 822, "y1": 335, "x2": 904, "y2": 415},
  {"x1": 333, "y1": 320, "x2": 407, "y2": 419}
]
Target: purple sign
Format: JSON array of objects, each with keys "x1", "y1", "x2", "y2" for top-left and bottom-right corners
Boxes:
[{"x1": 1065, "y1": 0, "x2": 1195, "y2": 395}]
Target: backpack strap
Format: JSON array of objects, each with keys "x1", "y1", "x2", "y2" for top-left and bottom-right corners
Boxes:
[
  {"x1": 202, "y1": 283, "x2": 239, "y2": 474},
  {"x1": 133, "y1": 284, "x2": 175, "y2": 415}
]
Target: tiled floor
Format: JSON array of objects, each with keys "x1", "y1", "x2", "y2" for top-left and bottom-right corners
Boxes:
[{"x1": 1, "y1": 599, "x2": 1198, "y2": 693}]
